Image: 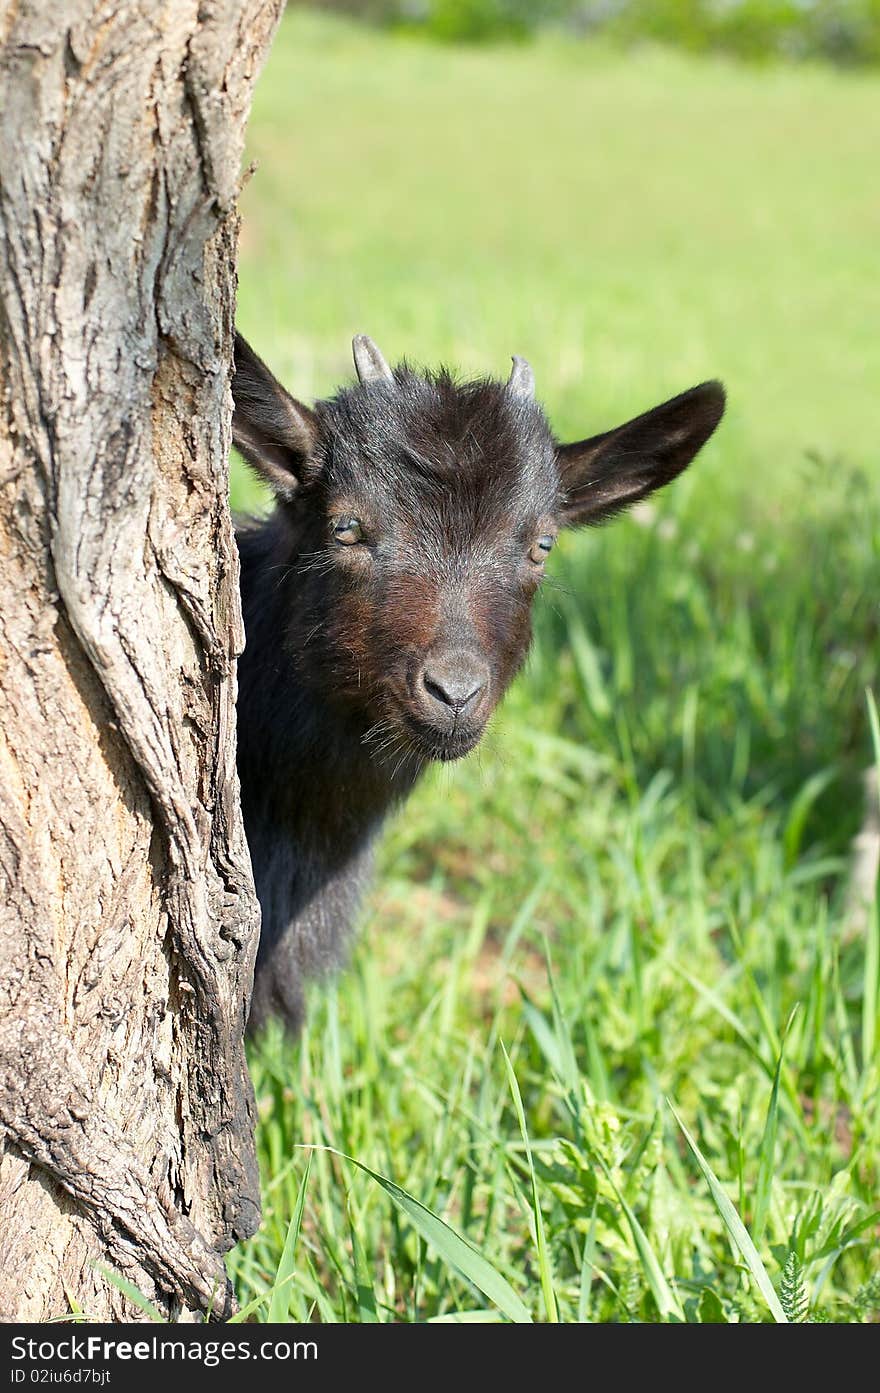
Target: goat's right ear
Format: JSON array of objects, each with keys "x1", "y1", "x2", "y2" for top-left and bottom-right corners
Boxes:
[
  {"x1": 231, "y1": 333, "x2": 318, "y2": 500},
  {"x1": 555, "y1": 381, "x2": 725, "y2": 526}
]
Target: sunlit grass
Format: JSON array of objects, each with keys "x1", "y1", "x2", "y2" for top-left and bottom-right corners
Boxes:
[{"x1": 227, "y1": 11, "x2": 880, "y2": 1322}]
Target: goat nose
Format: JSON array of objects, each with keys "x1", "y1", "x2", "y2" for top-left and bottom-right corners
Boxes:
[{"x1": 421, "y1": 652, "x2": 488, "y2": 715}]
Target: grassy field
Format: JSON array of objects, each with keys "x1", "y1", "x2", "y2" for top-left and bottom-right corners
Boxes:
[{"x1": 227, "y1": 12, "x2": 879, "y2": 1322}]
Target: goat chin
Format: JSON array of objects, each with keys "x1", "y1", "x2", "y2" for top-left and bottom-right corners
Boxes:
[{"x1": 396, "y1": 717, "x2": 486, "y2": 764}]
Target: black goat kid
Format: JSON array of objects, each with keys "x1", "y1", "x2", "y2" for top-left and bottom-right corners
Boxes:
[{"x1": 232, "y1": 332, "x2": 724, "y2": 1031}]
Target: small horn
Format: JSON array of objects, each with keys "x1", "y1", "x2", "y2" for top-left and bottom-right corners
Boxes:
[
  {"x1": 508, "y1": 354, "x2": 535, "y2": 400},
  {"x1": 353, "y1": 334, "x2": 394, "y2": 386}
]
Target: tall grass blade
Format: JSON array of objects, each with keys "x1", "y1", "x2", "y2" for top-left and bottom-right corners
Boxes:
[
  {"x1": 349, "y1": 1207, "x2": 380, "y2": 1322},
  {"x1": 595, "y1": 1161, "x2": 685, "y2": 1322},
  {"x1": 862, "y1": 689, "x2": 880, "y2": 1075},
  {"x1": 267, "y1": 1154, "x2": 312, "y2": 1322},
  {"x1": 863, "y1": 900, "x2": 879, "y2": 1087},
  {"x1": 501, "y1": 1042, "x2": 558, "y2": 1322},
  {"x1": 320, "y1": 1148, "x2": 532, "y2": 1323},
  {"x1": 753, "y1": 1005, "x2": 798, "y2": 1244},
  {"x1": 783, "y1": 767, "x2": 837, "y2": 868},
  {"x1": 668, "y1": 1101, "x2": 787, "y2": 1322},
  {"x1": 866, "y1": 689, "x2": 880, "y2": 779}
]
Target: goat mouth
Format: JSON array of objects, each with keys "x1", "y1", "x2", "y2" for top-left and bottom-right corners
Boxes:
[
  {"x1": 360, "y1": 708, "x2": 483, "y2": 769},
  {"x1": 398, "y1": 713, "x2": 484, "y2": 763}
]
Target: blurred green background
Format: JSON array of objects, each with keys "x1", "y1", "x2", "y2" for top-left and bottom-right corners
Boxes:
[
  {"x1": 291, "y1": 0, "x2": 880, "y2": 63},
  {"x1": 229, "y1": 8, "x2": 879, "y2": 1323}
]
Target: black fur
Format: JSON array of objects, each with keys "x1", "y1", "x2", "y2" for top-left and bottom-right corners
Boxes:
[{"x1": 233, "y1": 332, "x2": 725, "y2": 1032}]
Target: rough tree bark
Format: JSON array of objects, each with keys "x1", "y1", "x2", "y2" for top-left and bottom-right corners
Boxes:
[{"x1": 0, "y1": 1, "x2": 283, "y2": 1320}]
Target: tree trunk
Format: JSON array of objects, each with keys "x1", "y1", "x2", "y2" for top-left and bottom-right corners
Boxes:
[{"x1": 0, "y1": 0, "x2": 282, "y2": 1321}]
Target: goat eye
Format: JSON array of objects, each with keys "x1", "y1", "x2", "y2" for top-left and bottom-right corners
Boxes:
[
  {"x1": 528, "y1": 535, "x2": 555, "y2": 565},
  {"x1": 333, "y1": 517, "x2": 365, "y2": 546}
]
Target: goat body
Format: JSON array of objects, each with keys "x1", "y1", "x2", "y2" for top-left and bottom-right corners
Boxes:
[{"x1": 232, "y1": 333, "x2": 725, "y2": 1031}]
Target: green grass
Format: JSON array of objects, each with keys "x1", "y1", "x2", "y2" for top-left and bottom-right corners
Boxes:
[{"x1": 226, "y1": 12, "x2": 880, "y2": 1322}]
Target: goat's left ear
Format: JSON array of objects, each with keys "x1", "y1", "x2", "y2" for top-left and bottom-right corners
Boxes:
[
  {"x1": 556, "y1": 381, "x2": 725, "y2": 526},
  {"x1": 231, "y1": 332, "x2": 318, "y2": 500}
]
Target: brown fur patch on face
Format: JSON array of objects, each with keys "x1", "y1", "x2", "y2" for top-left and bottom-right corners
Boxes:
[
  {"x1": 378, "y1": 571, "x2": 443, "y2": 686},
  {"x1": 325, "y1": 546, "x2": 536, "y2": 731},
  {"x1": 467, "y1": 581, "x2": 534, "y2": 706},
  {"x1": 324, "y1": 570, "x2": 444, "y2": 708}
]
